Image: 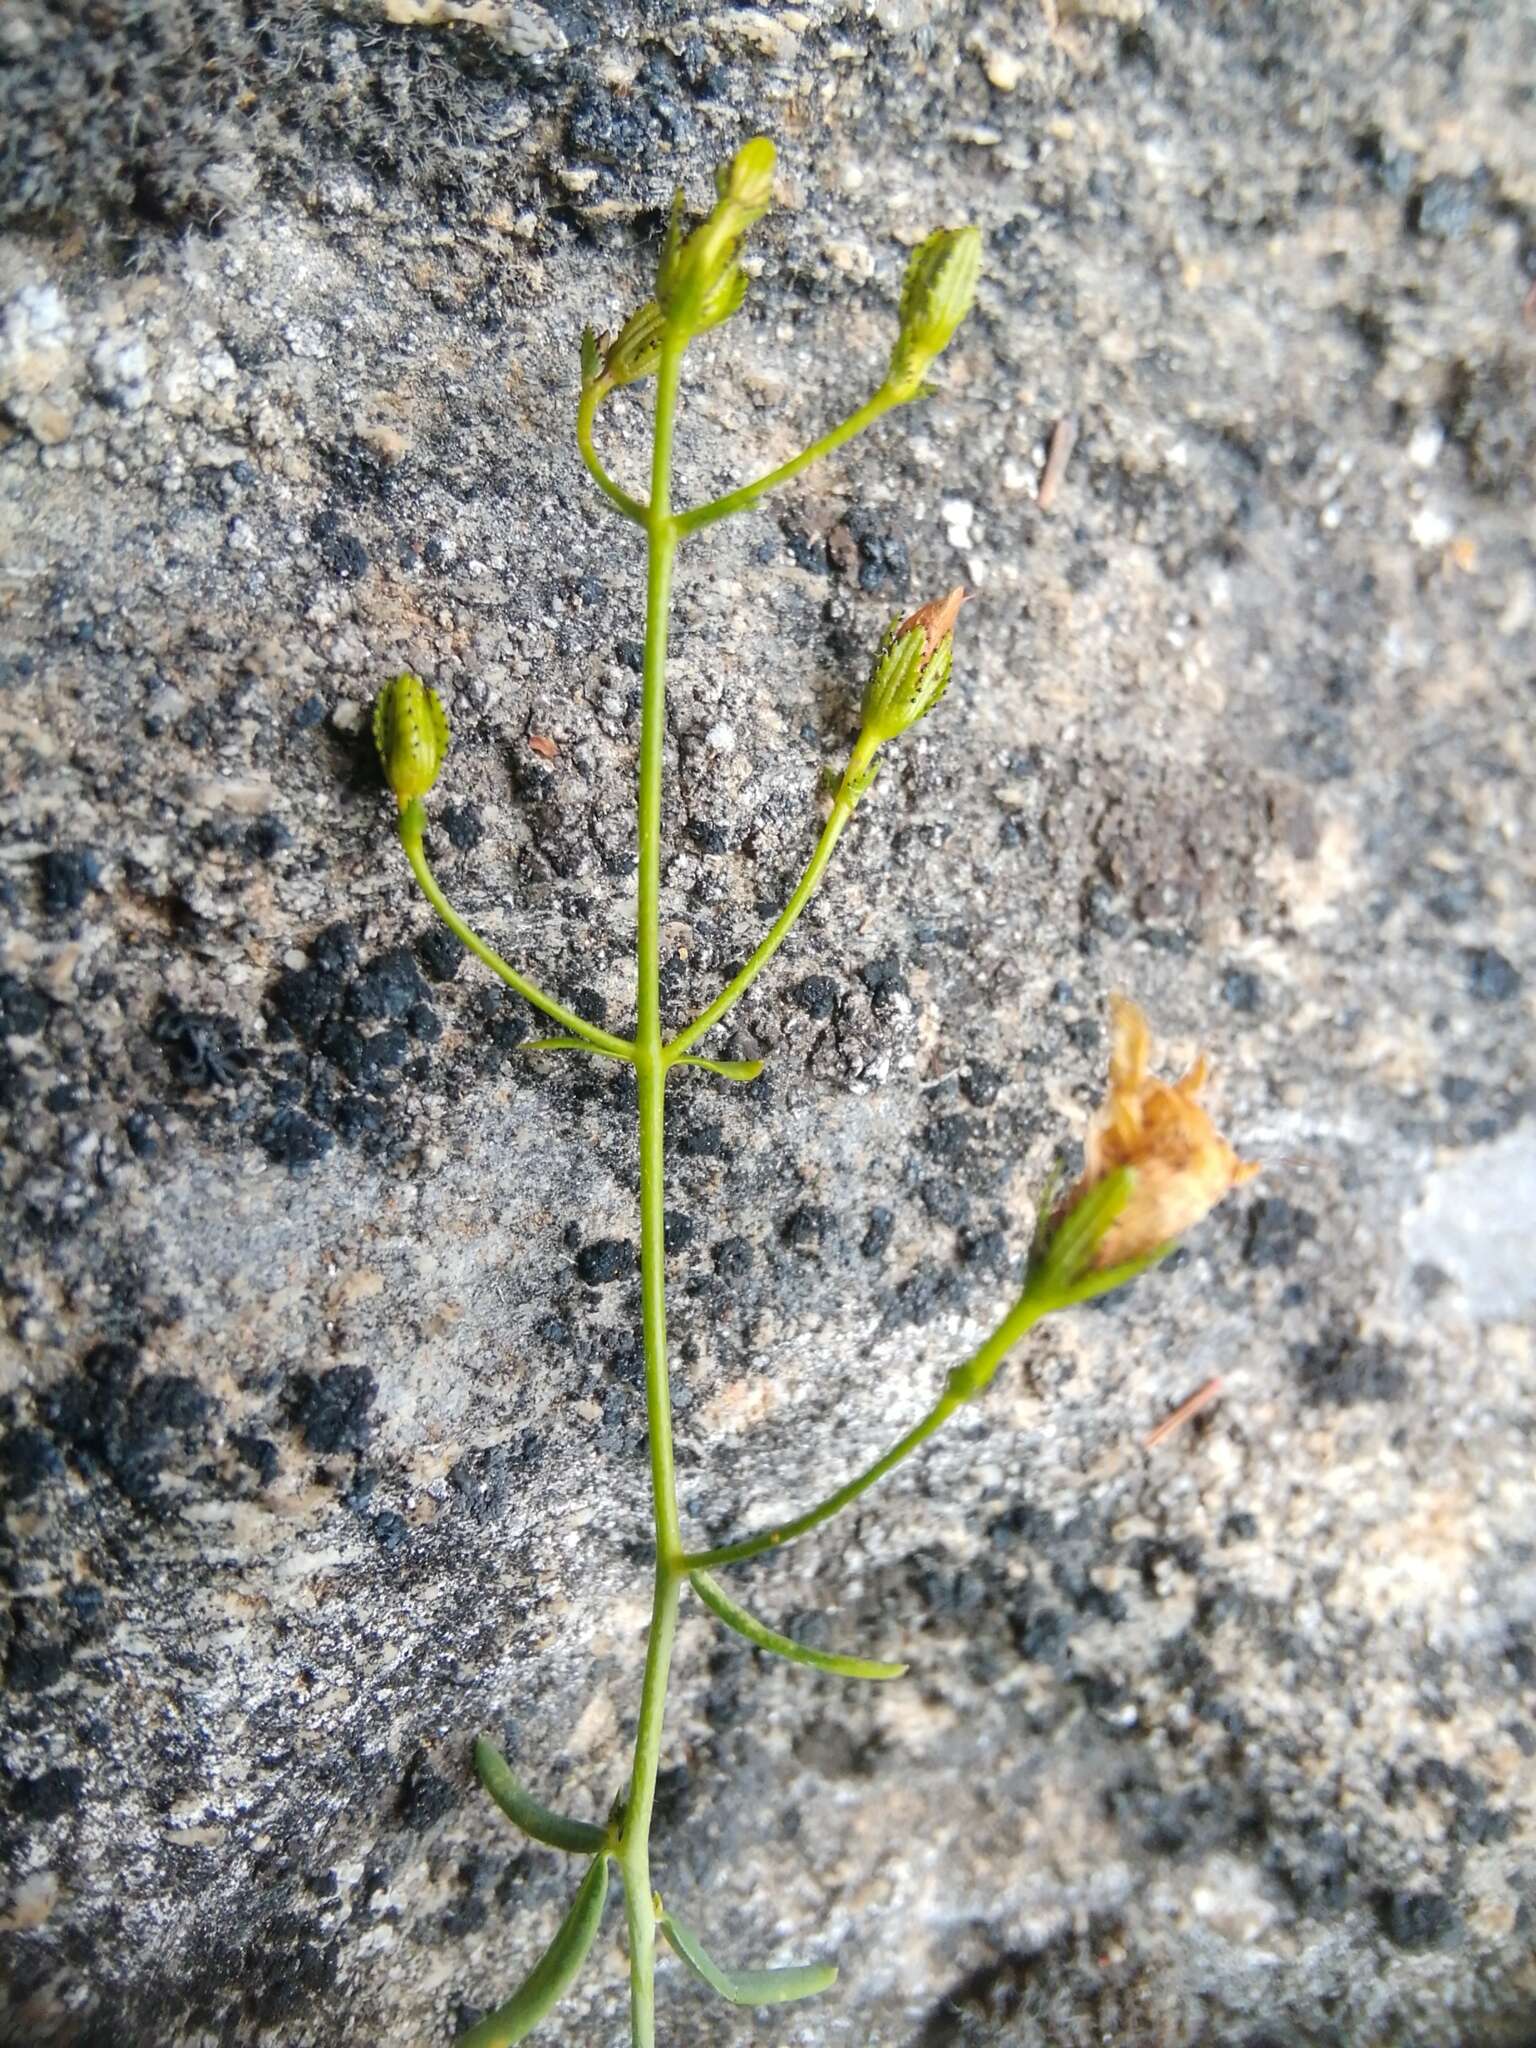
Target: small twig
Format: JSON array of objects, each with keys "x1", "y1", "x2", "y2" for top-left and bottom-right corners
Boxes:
[
  {"x1": 1143, "y1": 1375, "x2": 1223, "y2": 1448},
  {"x1": 1036, "y1": 414, "x2": 1078, "y2": 512}
]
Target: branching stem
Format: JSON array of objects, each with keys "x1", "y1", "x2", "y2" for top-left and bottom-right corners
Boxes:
[{"x1": 577, "y1": 382, "x2": 648, "y2": 525}]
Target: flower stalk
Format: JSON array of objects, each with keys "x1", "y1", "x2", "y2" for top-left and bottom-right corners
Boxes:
[{"x1": 363, "y1": 137, "x2": 1254, "y2": 2048}]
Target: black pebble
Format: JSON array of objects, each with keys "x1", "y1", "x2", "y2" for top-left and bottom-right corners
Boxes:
[
  {"x1": 712, "y1": 1237, "x2": 753, "y2": 1280},
  {"x1": 1465, "y1": 945, "x2": 1520, "y2": 1003},
  {"x1": 577, "y1": 1239, "x2": 635, "y2": 1286},
  {"x1": 440, "y1": 804, "x2": 484, "y2": 852},
  {"x1": 861, "y1": 1208, "x2": 895, "y2": 1259},
  {"x1": 40, "y1": 847, "x2": 100, "y2": 916},
  {"x1": 961, "y1": 1062, "x2": 1002, "y2": 1108},
  {"x1": 782, "y1": 1205, "x2": 832, "y2": 1251},
  {"x1": 321, "y1": 530, "x2": 369, "y2": 580},
  {"x1": 289, "y1": 1366, "x2": 377, "y2": 1454},
  {"x1": 259, "y1": 1106, "x2": 334, "y2": 1170},
  {"x1": 1221, "y1": 968, "x2": 1262, "y2": 1013},
  {"x1": 792, "y1": 975, "x2": 839, "y2": 1020},
  {"x1": 416, "y1": 926, "x2": 465, "y2": 983},
  {"x1": 348, "y1": 947, "x2": 429, "y2": 1024},
  {"x1": 1373, "y1": 1887, "x2": 1459, "y2": 1950},
  {"x1": 1243, "y1": 1198, "x2": 1317, "y2": 1270},
  {"x1": 7, "y1": 1765, "x2": 84, "y2": 1824}
]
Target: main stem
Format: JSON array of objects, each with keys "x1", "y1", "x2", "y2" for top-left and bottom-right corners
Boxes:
[{"x1": 620, "y1": 329, "x2": 687, "y2": 2048}]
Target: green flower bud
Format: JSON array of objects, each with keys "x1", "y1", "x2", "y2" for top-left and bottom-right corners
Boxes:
[
  {"x1": 716, "y1": 134, "x2": 776, "y2": 213},
  {"x1": 373, "y1": 673, "x2": 449, "y2": 807},
  {"x1": 886, "y1": 226, "x2": 982, "y2": 401},
  {"x1": 657, "y1": 136, "x2": 776, "y2": 336},
  {"x1": 692, "y1": 264, "x2": 748, "y2": 336},
  {"x1": 860, "y1": 587, "x2": 965, "y2": 744},
  {"x1": 606, "y1": 300, "x2": 667, "y2": 388}
]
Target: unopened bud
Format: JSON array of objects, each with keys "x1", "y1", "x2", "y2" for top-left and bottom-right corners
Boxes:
[
  {"x1": 373, "y1": 673, "x2": 449, "y2": 807},
  {"x1": 595, "y1": 300, "x2": 666, "y2": 390},
  {"x1": 717, "y1": 134, "x2": 776, "y2": 213},
  {"x1": 860, "y1": 587, "x2": 965, "y2": 744},
  {"x1": 657, "y1": 136, "x2": 776, "y2": 336},
  {"x1": 886, "y1": 226, "x2": 981, "y2": 401}
]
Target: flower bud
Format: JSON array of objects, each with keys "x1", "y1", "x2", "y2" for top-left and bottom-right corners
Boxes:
[
  {"x1": 602, "y1": 300, "x2": 667, "y2": 389},
  {"x1": 373, "y1": 673, "x2": 449, "y2": 807},
  {"x1": 657, "y1": 136, "x2": 776, "y2": 336},
  {"x1": 860, "y1": 587, "x2": 965, "y2": 744},
  {"x1": 886, "y1": 226, "x2": 982, "y2": 401},
  {"x1": 716, "y1": 134, "x2": 776, "y2": 213}
]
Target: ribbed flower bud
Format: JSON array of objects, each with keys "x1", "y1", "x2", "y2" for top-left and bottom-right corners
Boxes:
[
  {"x1": 588, "y1": 300, "x2": 667, "y2": 392},
  {"x1": 716, "y1": 134, "x2": 776, "y2": 213},
  {"x1": 657, "y1": 136, "x2": 777, "y2": 336},
  {"x1": 886, "y1": 226, "x2": 982, "y2": 401},
  {"x1": 373, "y1": 673, "x2": 449, "y2": 807},
  {"x1": 860, "y1": 587, "x2": 965, "y2": 744}
]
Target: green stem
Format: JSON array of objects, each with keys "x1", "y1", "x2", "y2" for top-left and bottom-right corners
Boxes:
[
  {"x1": 674, "y1": 385, "x2": 899, "y2": 537},
  {"x1": 619, "y1": 1563, "x2": 680, "y2": 2048},
  {"x1": 665, "y1": 748, "x2": 871, "y2": 1065},
  {"x1": 578, "y1": 382, "x2": 648, "y2": 525},
  {"x1": 399, "y1": 818, "x2": 634, "y2": 1060},
  {"x1": 618, "y1": 325, "x2": 688, "y2": 2048},
  {"x1": 682, "y1": 1292, "x2": 1048, "y2": 1571}
]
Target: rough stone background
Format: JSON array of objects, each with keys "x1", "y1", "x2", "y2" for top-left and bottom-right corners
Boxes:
[{"x1": 2, "y1": 2, "x2": 1534, "y2": 2044}]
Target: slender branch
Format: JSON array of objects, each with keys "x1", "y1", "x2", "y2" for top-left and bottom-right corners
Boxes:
[
  {"x1": 674, "y1": 385, "x2": 900, "y2": 538},
  {"x1": 665, "y1": 762, "x2": 868, "y2": 1065},
  {"x1": 681, "y1": 1292, "x2": 1048, "y2": 1572},
  {"x1": 398, "y1": 817, "x2": 634, "y2": 1060},
  {"x1": 577, "y1": 383, "x2": 648, "y2": 524}
]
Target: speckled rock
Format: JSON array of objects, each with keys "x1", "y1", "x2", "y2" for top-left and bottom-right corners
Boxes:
[{"x1": 2, "y1": 4, "x2": 1534, "y2": 2046}]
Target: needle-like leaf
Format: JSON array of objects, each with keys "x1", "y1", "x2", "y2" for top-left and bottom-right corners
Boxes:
[
  {"x1": 519, "y1": 1036, "x2": 634, "y2": 1065},
  {"x1": 1037, "y1": 1165, "x2": 1134, "y2": 1292},
  {"x1": 672, "y1": 1055, "x2": 765, "y2": 1082},
  {"x1": 473, "y1": 1738, "x2": 608, "y2": 1857},
  {"x1": 689, "y1": 1570, "x2": 906, "y2": 1681},
  {"x1": 659, "y1": 1905, "x2": 837, "y2": 2007},
  {"x1": 458, "y1": 1854, "x2": 609, "y2": 2048}
]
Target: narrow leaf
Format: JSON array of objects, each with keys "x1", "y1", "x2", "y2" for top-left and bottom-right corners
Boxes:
[
  {"x1": 518, "y1": 1036, "x2": 632, "y2": 1065},
  {"x1": 673, "y1": 1055, "x2": 765, "y2": 1083},
  {"x1": 660, "y1": 1906, "x2": 837, "y2": 2008},
  {"x1": 458, "y1": 1854, "x2": 609, "y2": 2048},
  {"x1": 689, "y1": 1570, "x2": 905, "y2": 1681},
  {"x1": 473, "y1": 1738, "x2": 608, "y2": 1857}
]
